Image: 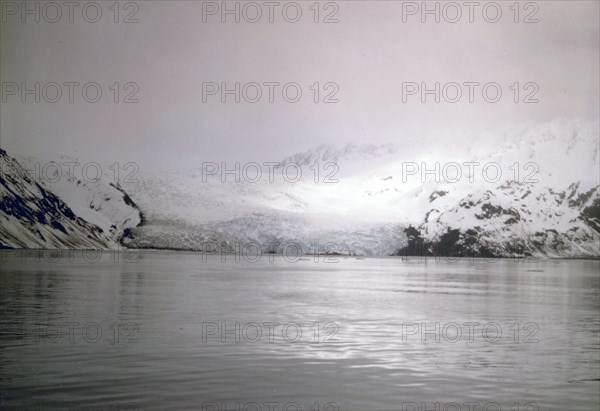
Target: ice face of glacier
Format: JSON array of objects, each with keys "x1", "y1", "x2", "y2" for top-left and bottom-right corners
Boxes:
[
  {"x1": 121, "y1": 118, "x2": 599, "y2": 257},
  {"x1": 2, "y1": 118, "x2": 598, "y2": 256}
]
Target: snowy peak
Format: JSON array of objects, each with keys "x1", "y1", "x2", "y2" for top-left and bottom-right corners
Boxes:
[
  {"x1": 14, "y1": 154, "x2": 142, "y2": 237},
  {"x1": 409, "y1": 180, "x2": 600, "y2": 258},
  {"x1": 277, "y1": 143, "x2": 397, "y2": 170},
  {"x1": 0, "y1": 150, "x2": 108, "y2": 249},
  {"x1": 0, "y1": 150, "x2": 142, "y2": 249},
  {"x1": 2, "y1": 118, "x2": 598, "y2": 256},
  {"x1": 121, "y1": 118, "x2": 598, "y2": 257}
]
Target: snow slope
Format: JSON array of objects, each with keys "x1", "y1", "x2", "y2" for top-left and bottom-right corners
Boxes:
[
  {"x1": 15, "y1": 154, "x2": 142, "y2": 237},
  {"x1": 2, "y1": 118, "x2": 598, "y2": 256},
  {"x1": 0, "y1": 150, "x2": 142, "y2": 249},
  {"x1": 0, "y1": 149, "x2": 110, "y2": 249},
  {"x1": 123, "y1": 118, "x2": 599, "y2": 257}
]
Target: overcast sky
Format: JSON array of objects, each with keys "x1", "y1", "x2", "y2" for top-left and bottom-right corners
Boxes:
[{"x1": 1, "y1": 0, "x2": 598, "y2": 169}]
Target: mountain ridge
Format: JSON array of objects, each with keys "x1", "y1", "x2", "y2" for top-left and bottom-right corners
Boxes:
[{"x1": 2, "y1": 118, "x2": 598, "y2": 257}]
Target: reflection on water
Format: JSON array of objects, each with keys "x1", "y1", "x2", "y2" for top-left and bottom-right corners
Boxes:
[{"x1": 1, "y1": 251, "x2": 599, "y2": 410}]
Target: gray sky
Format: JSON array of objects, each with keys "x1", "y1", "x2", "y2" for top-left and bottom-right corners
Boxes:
[{"x1": 1, "y1": 0, "x2": 598, "y2": 169}]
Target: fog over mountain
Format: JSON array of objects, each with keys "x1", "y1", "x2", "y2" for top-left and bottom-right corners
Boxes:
[
  {"x1": 1, "y1": 1, "x2": 598, "y2": 256},
  {"x1": 1, "y1": 1, "x2": 599, "y2": 170},
  {"x1": 2, "y1": 118, "x2": 598, "y2": 257},
  {"x1": 2, "y1": 2, "x2": 600, "y2": 410}
]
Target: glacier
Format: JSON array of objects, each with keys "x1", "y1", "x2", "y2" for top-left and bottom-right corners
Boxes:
[{"x1": 1, "y1": 118, "x2": 598, "y2": 257}]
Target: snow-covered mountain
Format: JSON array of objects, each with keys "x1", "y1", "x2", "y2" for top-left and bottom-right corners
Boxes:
[
  {"x1": 15, "y1": 154, "x2": 142, "y2": 237},
  {"x1": 401, "y1": 180, "x2": 599, "y2": 258},
  {"x1": 0, "y1": 149, "x2": 107, "y2": 249},
  {"x1": 0, "y1": 149, "x2": 142, "y2": 249},
  {"x1": 2, "y1": 118, "x2": 598, "y2": 257},
  {"x1": 122, "y1": 118, "x2": 599, "y2": 257}
]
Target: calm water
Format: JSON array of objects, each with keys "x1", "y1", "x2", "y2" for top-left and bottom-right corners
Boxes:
[{"x1": 0, "y1": 251, "x2": 599, "y2": 411}]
